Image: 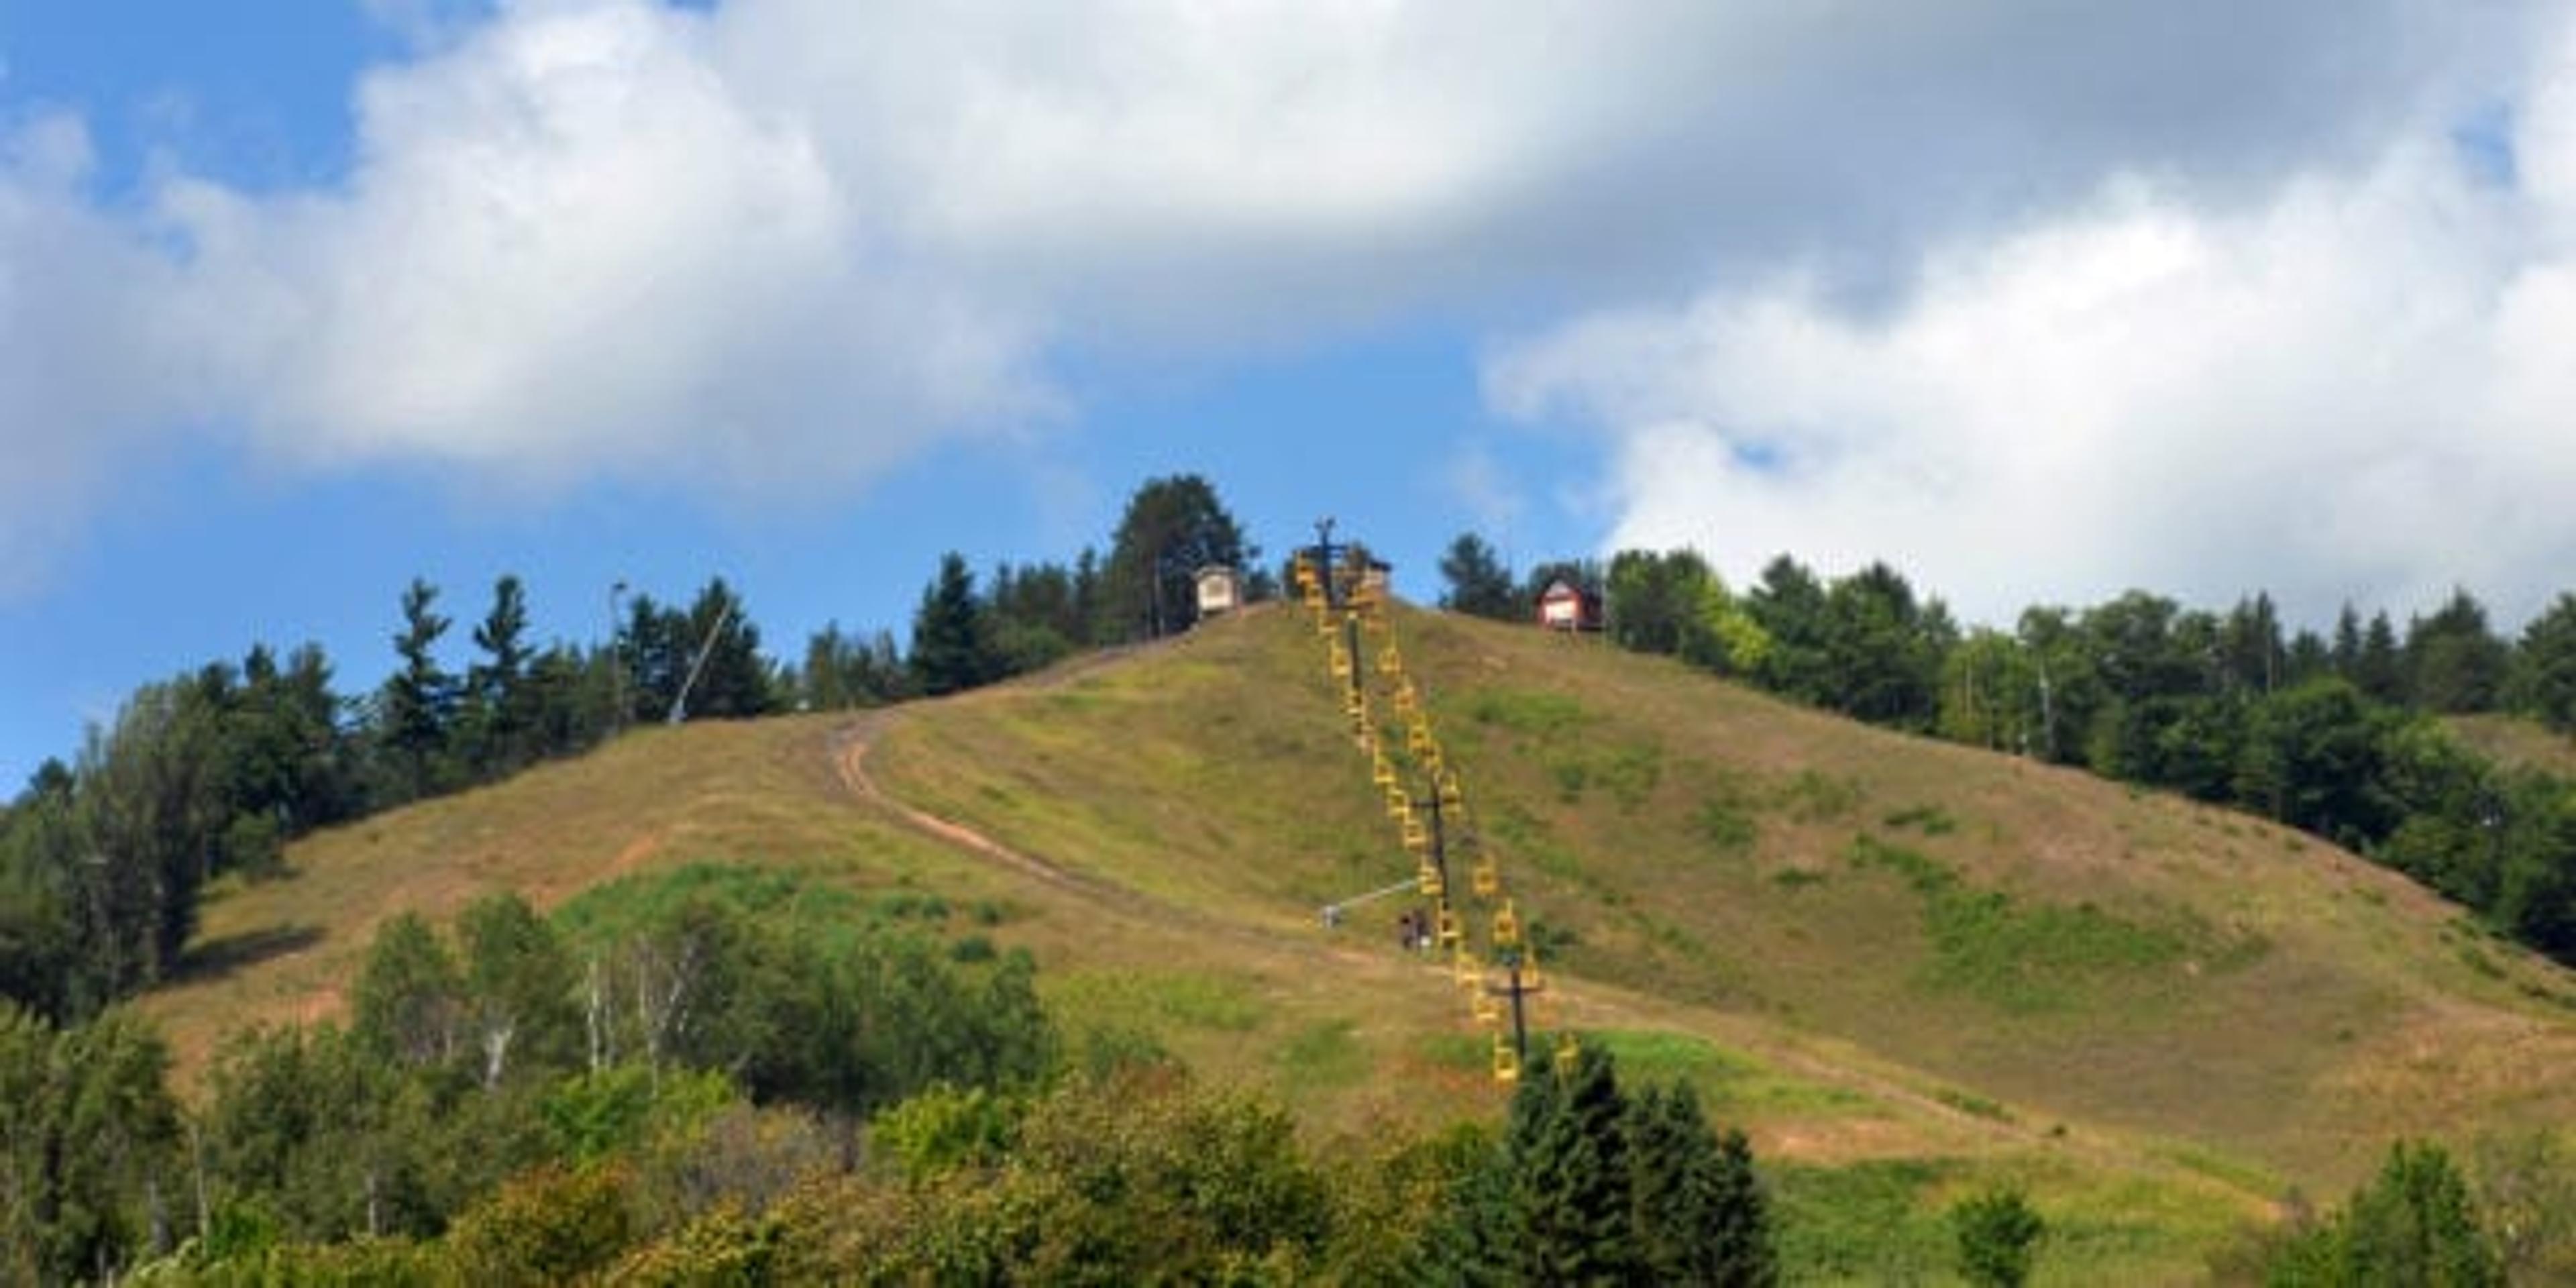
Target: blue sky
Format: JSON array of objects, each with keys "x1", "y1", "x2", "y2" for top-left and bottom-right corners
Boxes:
[{"x1": 8, "y1": 1, "x2": 2576, "y2": 788}]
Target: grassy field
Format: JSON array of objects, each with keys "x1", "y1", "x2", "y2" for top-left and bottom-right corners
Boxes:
[{"x1": 136, "y1": 602, "x2": 2576, "y2": 1281}]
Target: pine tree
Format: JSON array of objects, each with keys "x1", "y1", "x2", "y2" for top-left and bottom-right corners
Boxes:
[
  {"x1": 1415, "y1": 1139, "x2": 1515, "y2": 1287},
  {"x1": 2332, "y1": 603, "x2": 2365, "y2": 676},
  {"x1": 1503, "y1": 1042, "x2": 1637, "y2": 1285},
  {"x1": 1629, "y1": 1081, "x2": 1776, "y2": 1285},
  {"x1": 910, "y1": 553, "x2": 996, "y2": 697},
  {"x1": 678, "y1": 578, "x2": 773, "y2": 720},
  {"x1": 2512, "y1": 592, "x2": 2576, "y2": 733},
  {"x1": 466, "y1": 575, "x2": 533, "y2": 777},
  {"x1": 380, "y1": 578, "x2": 457, "y2": 802},
  {"x1": 2408, "y1": 589, "x2": 2511, "y2": 714},
  {"x1": 2357, "y1": 610, "x2": 2406, "y2": 704}
]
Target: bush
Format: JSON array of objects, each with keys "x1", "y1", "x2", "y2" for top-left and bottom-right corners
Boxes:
[
  {"x1": 444, "y1": 1163, "x2": 635, "y2": 1283},
  {"x1": 1951, "y1": 1185, "x2": 2045, "y2": 1287}
]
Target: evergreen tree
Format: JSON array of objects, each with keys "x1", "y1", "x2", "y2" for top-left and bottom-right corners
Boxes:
[
  {"x1": 800, "y1": 623, "x2": 908, "y2": 710},
  {"x1": 676, "y1": 578, "x2": 774, "y2": 720},
  {"x1": 379, "y1": 578, "x2": 458, "y2": 802},
  {"x1": 910, "y1": 553, "x2": 996, "y2": 697},
  {"x1": 1071, "y1": 547, "x2": 1104, "y2": 641},
  {"x1": 1707, "y1": 1125, "x2": 1776, "y2": 1285},
  {"x1": 1440, "y1": 533, "x2": 1520, "y2": 620},
  {"x1": 2511, "y1": 592, "x2": 2576, "y2": 733},
  {"x1": 1501, "y1": 1042, "x2": 1638, "y2": 1285},
  {"x1": 1629, "y1": 1081, "x2": 1776, "y2": 1286},
  {"x1": 2356, "y1": 610, "x2": 2407, "y2": 704},
  {"x1": 1416, "y1": 1132, "x2": 1515, "y2": 1288},
  {"x1": 2332, "y1": 603, "x2": 2365, "y2": 677},
  {"x1": 225, "y1": 642, "x2": 350, "y2": 861},
  {"x1": 2408, "y1": 588, "x2": 2511, "y2": 714},
  {"x1": 465, "y1": 575, "x2": 534, "y2": 777},
  {"x1": 0, "y1": 1005, "x2": 182, "y2": 1283},
  {"x1": 987, "y1": 559, "x2": 1081, "y2": 678},
  {"x1": 2284, "y1": 628, "x2": 2332, "y2": 688},
  {"x1": 1748, "y1": 555, "x2": 1833, "y2": 706},
  {"x1": 2220, "y1": 592, "x2": 2284, "y2": 694}
]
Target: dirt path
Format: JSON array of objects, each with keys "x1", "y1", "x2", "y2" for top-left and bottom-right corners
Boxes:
[{"x1": 829, "y1": 710, "x2": 1111, "y2": 903}]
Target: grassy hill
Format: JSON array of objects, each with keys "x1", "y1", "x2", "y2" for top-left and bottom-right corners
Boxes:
[{"x1": 140, "y1": 602, "x2": 2576, "y2": 1281}]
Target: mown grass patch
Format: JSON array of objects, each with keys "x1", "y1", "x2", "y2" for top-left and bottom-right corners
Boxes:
[
  {"x1": 1846, "y1": 836, "x2": 2189, "y2": 1012},
  {"x1": 1772, "y1": 1157, "x2": 1959, "y2": 1283},
  {"x1": 554, "y1": 861, "x2": 870, "y2": 948},
  {"x1": 1417, "y1": 1030, "x2": 1489, "y2": 1071},
  {"x1": 1591, "y1": 1028, "x2": 1753, "y2": 1083},
  {"x1": 1046, "y1": 968, "x2": 1265, "y2": 1034},
  {"x1": 1278, "y1": 1017, "x2": 1371, "y2": 1087},
  {"x1": 1463, "y1": 687, "x2": 1589, "y2": 738}
]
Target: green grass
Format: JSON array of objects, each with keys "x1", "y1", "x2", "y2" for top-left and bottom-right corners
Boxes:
[
  {"x1": 1884, "y1": 803, "x2": 1962, "y2": 836},
  {"x1": 1277, "y1": 1018, "x2": 1371, "y2": 1087},
  {"x1": 1772, "y1": 1157, "x2": 1961, "y2": 1283},
  {"x1": 1463, "y1": 687, "x2": 1589, "y2": 738},
  {"x1": 1046, "y1": 969, "x2": 1266, "y2": 1034},
  {"x1": 1845, "y1": 835, "x2": 2191, "y2": 1012}
]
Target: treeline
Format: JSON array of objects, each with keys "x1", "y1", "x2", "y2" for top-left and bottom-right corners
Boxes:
[
  {"x1": 865, "y1": 472, "x2": 1266, "y2": 700},
  {"x1": 0, "y1": 864, "x2": 1789, "y2": 1284},
  {"x1": 0, "y1": 573, "x2": 774, "y2": 1026},
  {"x1": 1442, "y1": 536, "x2": 2576, "y2": 966},
  {"x1": 0, "y1": 474, "x2": 1265, "y2": 1028}
]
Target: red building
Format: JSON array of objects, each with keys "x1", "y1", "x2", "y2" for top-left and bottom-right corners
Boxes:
[{"x1": 1535, "y1": 578, "x2": 1603, "y2": 632}]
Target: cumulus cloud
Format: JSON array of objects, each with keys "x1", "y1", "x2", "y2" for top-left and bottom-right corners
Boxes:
[
  {"x1": 0, "y1": 0, "x2": 2553, "y2": 593},
  {"x1": 1489, "y1": 13, "x2": 2576, "y2": 630},
  {"x1": 164, "y1": 2, "x2": 1052, "y2": 498}
]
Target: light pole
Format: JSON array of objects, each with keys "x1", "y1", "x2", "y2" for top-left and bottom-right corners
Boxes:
[{"x1": 608, "y1": 580, "x2": 629, "y2": 737}]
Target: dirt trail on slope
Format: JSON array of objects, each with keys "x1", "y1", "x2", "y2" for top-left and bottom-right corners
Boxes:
[{"x1": 830, "y1": 710, "x2": 1112, "y2": 904}]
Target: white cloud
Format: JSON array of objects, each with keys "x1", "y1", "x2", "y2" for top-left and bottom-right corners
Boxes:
[
  {"x1": 163, "y1": 1, "x2": 1052, "y2": 498},
  {"x1": 0, "y1": 0, "x2": 2558, "y2": 594},
  {"x1": 1489, "y1": 15, "x2": 2576, "y2": 631}
]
